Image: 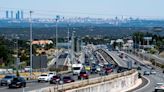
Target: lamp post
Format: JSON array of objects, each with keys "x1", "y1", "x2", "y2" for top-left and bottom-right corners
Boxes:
[
  {"x1": 67, "y1": 24, "x2": 70, "y2": 50},
  {"x1": 55, "y1": 15, "x2": 60, "y2": 49},
  {"x1": 29, "y1": 11, "x2": 33, "y2": 77}
]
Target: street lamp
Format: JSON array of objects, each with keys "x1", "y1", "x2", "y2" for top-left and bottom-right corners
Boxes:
[
  {"x1": 29, "y1": 11, "x2": 33, "y2": 77},
  {"x1": 55, "y1": 15, "x2": 60, "y2": 49}
]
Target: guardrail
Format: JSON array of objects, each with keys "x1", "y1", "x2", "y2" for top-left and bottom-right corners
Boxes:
[{"x1": 30, "y1": 69, "x2": 137, "y2": 92}]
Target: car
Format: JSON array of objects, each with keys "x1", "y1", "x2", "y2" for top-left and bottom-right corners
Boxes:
[
  {"x1": 154, "y1": 83, "x2": 164, "y2": 92},
  {"x1": 143, "y1": 71, "x2": 150, "y2": 75},
  {"x1": 85, "y1": 66, "x2": 91, "y2": 71},
  {"x1": 48, "y1": 72, "x2": 56, "y2": 79},
  {"x1": 117, "y1": 67, "x2": 128, "y2": 73},
  {"x1": 105, "y1": 67, "x2": 113, "y2": 73},
  {"x1": 78, "y1": 71, "x2": 89, "y2": 80},
  {"x1": 62, "y1": 76, "x2": 74, "y2": 83},
  {"x1": 8, "y1": 77, "x2": 26, "y2": 88},
  {"x1": 49, "y1": 75, "x2": 61, "y2": 84},
  {"x1": 91, "y1": 67, "x2": 97, "y2": 74},
  {"x1": 150, "y1": 70, "x2": 156, "y2": 75},
  {"x1": 137, "y1": 66, "x2": 142, "y2": 70},
  {"x1": 0, "y1": 75, "x2": 17, "y2": 86},
  {"x1": 99, "y1": 69, "x2": 107, "y2": 76},
  {"x1": 38, "y1": 74, "x2": 51, "y2": 82}
]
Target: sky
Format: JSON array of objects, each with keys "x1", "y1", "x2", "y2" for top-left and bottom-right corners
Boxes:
[{"x1": 0, "y1": 0, "x2": 163, "y2": 19}]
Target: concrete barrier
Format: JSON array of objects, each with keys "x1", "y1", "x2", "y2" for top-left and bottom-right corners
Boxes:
[{"x1": 30, "y1": 70, "x2": 138, "y2": 92}]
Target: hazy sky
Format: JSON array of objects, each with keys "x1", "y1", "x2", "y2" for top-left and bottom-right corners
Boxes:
[{"x1": 0, "y1": 0, "x2": 163, "y2": 19}]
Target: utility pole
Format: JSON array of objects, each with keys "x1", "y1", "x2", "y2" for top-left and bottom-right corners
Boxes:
[
  {"x1": 29, "y1": 11, "x2": 33, "y2": 77},
  {"x1": 55, "y1": 15, "x2": 60, "y2": 49},
  {"x1": 71, "y1": 31, "x2": 75, "y2": 64},
  {"x1": 67, "y1": 24, "x2": 70, "y2": 50}
]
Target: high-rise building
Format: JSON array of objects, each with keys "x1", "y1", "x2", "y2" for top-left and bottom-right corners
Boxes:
[
  {"x1": 16, "y1": 11, "x2": 20, "y2": 20},
  {"x1": 6, "y1": 11, "x2": 9, "y2": 19},
  {"x1": 10, "y1": 11, "x2": 13, "y2": 19},
  {"x1": 21, "y1": 11, "x2": 23, "y2": 19}
]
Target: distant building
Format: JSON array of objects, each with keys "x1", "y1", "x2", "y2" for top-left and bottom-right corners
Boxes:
[
  {"x1": 10, "y1": 11, "x2": 13, "y2": 19},
  {"x1": 6, "y1": 11, "x2": 9, "y2": 19},
  {"x1": 16, "y1": 11, "x2": 20, "y2": 20},
  {"x1": 21, "y1": 11, "x2": 23, "y2": 19},
  {"x1": 32, "y1": 40, "x2": 53, "y2": 45}
]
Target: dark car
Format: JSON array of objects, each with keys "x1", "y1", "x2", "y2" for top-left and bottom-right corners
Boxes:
[
  {"x1": 117, "y1": 67, "x2": 128, "y2": 73},
  {"x1": 78, "y1": 71, "x2": 89, "y2": 80},
  {"x1": 62, "y1": 76, "x2": 74, "y2": 83},
  {"x1": 1, "y1": 75, "x2": 16, "y2": 86},
  {"x1": 8, "y1": 77, "x2": 26, "y2": 88},
  {"x1": 99, "y1": 69, "x2": 107, "y2": 76},
  {"x1": 50, "y1": 75, "x2": 61, "y2": 84}
]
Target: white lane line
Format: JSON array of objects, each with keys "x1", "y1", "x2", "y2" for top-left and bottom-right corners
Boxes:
[{"x1": 133, "y1": 76, "x2": 150, "y2": 92}]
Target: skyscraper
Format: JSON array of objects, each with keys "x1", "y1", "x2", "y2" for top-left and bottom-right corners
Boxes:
[
  {"x1": 16, "y1": 11, "x2": 20, "y2": 20},
  {"x1": 21, "y1": 11, "x2": 23, "y2": 19},
  {"x1": 6, "y1": 11, "x2": 9, "y2": 19},
  {"x1": 11, "y1": 11, "x2": 13, "y2": 19}
]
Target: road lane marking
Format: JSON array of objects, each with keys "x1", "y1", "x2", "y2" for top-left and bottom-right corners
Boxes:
[{"x1": 133, "y1": 76, "x2": 150, "y2": 92}]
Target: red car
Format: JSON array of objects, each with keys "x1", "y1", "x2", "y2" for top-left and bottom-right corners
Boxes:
[
  {"x1": 50, "y1": 75, "x2": 61, "y2": 84},
  {"x1": 62, "y1": 76, "x2": 74, "y2": 83},
  {"x1": 78, "y1": 71, "x2": 89, "y2": 79},
  {"x1": 105, "y1": 67, "x2": 113, "y2": 73}
]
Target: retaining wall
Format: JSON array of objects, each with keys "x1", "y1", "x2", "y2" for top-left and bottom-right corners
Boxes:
[{"x1": 30, "y1": 70, "x2": 138, "y2": 92}]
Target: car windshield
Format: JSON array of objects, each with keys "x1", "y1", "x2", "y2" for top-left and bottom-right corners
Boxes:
[
  {"x1": 49, "y1": 73, "x2": 54, "y2": 75},
  {"x1": 73, "y1": 67, "x2": 80, "y2": 70},
  {"x1": 63, "y1": 77, "x2": 71, "y2": 79},
  {"x1": 13, "y1": 78, "x2": 19, "y2": 81},
  {"x1": 80, "y1": 71, "x2": 87, "y2": 74},
  {"x1": 4, "y1": 76, "x2": 14, "y2": 79},
  {"x1": 41, "y1": 74, "x2": 48, "y2": 76},
  {"x1": 53, "y1": 76, "x2": 59, "y2": 78},
  {"x1": 156, "y1": 83, "x2": 164, "y2": 86}
]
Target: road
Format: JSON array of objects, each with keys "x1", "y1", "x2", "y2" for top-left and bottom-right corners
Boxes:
[
  {"x1": 0, "y1": 72, "x2": 101, "y2": 92},
  {"x1": 123, "y1": 51, "x2": 164, "y2": 92}
]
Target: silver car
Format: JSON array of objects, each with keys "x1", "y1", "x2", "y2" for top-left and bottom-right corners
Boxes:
[{"x1": 0, "y1": 75, "x2": 16, "y2": 86}]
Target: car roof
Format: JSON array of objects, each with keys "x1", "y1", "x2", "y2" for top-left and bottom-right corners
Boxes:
[{"x1": 156, "y1": 83, "x2": 164, "y2": 85}]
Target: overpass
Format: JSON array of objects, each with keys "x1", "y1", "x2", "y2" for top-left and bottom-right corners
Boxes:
[{"x1": 95, "y1": 48, "x2": 127, "y2": 68}]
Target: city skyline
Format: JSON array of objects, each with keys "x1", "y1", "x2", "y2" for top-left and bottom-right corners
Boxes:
[{"x1": 0, "y1": 0, "x2": 164, "y2": 19}]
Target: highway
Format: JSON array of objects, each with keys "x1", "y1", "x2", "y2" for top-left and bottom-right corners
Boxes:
[
  {"x1": 0, "y1": 49, "x2": 113, "y2": 92},
  {"x1": 1, "y1": 48, "x2": 163, "y2": 92},
  {"x1": 0, "y1": 72, "x2": 101, "y2": 92},
  {"x1": 123, "y1": 51, "x2": 164, "y2": 92}
]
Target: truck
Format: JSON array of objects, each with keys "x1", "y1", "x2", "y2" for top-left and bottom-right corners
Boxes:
[{"x1": 72, "y1": 64, "x2": 83, "y2": 75}]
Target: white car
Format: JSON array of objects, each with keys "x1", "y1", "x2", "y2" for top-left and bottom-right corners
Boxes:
[
  {"x1": 150, "y1": 70, "x2": 156, "y2": 75},
  {"x1": 48, "y1": 72, "x2": 56, "y2": 79},
  {"x1": 155, "y1": 83, "x2": 164, "y2": 92},
  {"x1": 38, "y1": 74, "x2": 51, "y2": 82}
]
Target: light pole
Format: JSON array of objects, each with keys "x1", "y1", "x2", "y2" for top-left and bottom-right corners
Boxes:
[
  {"x1": 29, "y1": 11, "x2": 33, "y2": 77},
  {"x1": 55, "y1": 15, "x2": 60, "y2": 49},
  {"x1": 67, "y1": 24, "x2": 70, "y2": 50},
  {"x1": 71, "y1": 31, "x2": 75, "y2": 65}
]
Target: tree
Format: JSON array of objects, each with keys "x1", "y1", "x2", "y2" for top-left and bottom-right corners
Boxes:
[{"x1": 0, "y1": 37, "x2": 14, "y2": 67}]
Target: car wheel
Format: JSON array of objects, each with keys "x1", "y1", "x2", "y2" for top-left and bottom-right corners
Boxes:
[
  {"x1": 50, "y1": 81, "x2": 53, "y2": 84},
  {"x1": 24, "y1": 83, "x2": 26, "y2": 87},
  {"x1": 154, "y1": 89, "x2": 158, "y2": 92},
  {"x1": 19, "y1": 84, "x2": 22, "y2": 88},
  {"x1": 8, "y1": 85, "x2": 12, "y2": 88},
  {"x1": 38, "y1": 80, "x2": 40, "y2": 82}
]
